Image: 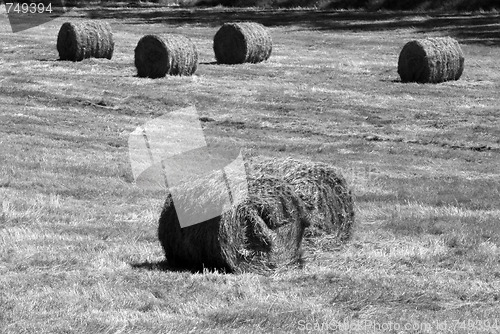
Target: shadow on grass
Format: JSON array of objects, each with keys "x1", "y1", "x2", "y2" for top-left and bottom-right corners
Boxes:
[
  {"x1": 130, "y1": 260, "x2": 232, "y2": 274},
  {"x1": 86, "y1": 8, "x2": 500, "y2": 46}
]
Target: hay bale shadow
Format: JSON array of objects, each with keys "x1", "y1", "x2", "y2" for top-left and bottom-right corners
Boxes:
[{"x1": 130, "y1": 260, "x2": 230, "y2": 273}]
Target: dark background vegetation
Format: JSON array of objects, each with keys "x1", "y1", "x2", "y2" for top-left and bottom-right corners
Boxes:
[
  {"x1": 50, "y1": 0, "x2": 500, "y2": 11},
  {"x1": 181, "y1": 0, "x2": 499, "y2": 11}
]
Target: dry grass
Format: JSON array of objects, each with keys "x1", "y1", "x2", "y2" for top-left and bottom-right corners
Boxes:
[
  {"x1": 398, "y1": 37, "x2": 465, "y2": 83},
  {"x1": 57, "y1": 21, "x2": 114, "y2": 61}
]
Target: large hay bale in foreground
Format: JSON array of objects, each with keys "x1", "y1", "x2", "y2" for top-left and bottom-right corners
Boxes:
[
  {"x1": 213, "y1": 22, "x2": 272, "y2": 64},
  {"x1": 398, "y1": 37, "x2": 464, "y2": 83},
  {"x1": 134, "y1": 34, "x2": 198, "y2": 78},
  {"x1": 57, "y1": 21, "x2": 114, "y2": 61},
  {"x1": 158, "y1": 173, "x2": 309, "y2": 274},
  {"x1": 248, "y1": 157, "x2": 355, "y2": 241}
]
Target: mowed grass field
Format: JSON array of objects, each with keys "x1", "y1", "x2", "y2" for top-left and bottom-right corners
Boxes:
[{"x1": 1, "y1": 6, "x2": 500, "y2": 333}]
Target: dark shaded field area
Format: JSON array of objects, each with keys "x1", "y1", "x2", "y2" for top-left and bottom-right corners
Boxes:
[
  {"x1": 88, "y1": 8, "x2": 500, "y2": 46},
  {"x1": 69, "y1": 0, "x2": 500, "y2": 11}
]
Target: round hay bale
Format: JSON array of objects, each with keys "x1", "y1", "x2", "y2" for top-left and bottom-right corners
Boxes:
[
  {"x1": 134, "y1": 34, "x2": 198, "y2": 78},
  {"x1": 157, "y1": 172, "x2": 309, "y2": 274},
  {"x1": 213, "y1": 22, "x2": 272, "y2": 64},
  {"x1": 57, "y1": 21, "x2": 114, "y2": 61},
  {"x1": 398, "y1": 37, "x2": 464, "y2": 83},
  {"x1": 248, "y1": 156, "x2": 355, "y2": 242}
]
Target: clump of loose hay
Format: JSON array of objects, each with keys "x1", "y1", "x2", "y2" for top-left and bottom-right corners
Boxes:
[
  {"x1": 134, "y1": 34, "x2": 198, "y2": 78},
  {"x1": 398, "y1": 37, "x2": 464, "y2": 83},
  {"x1": 57, "y1": 21, "x2": 114, "y2": 61},
  {"x1": 213, "y1": 22, "x2": 272, "y2": 64},
  {"x1": 248, "y1": 156, "x2": 355, "y2": 242},
  {"x1": 158, "y1": 172, "x2": 309, "y2": 274}
]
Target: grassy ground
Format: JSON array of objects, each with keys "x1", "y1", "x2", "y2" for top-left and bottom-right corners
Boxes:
[{"x1": 1, "y1": 7, "x2": 500, "y2": 334}]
